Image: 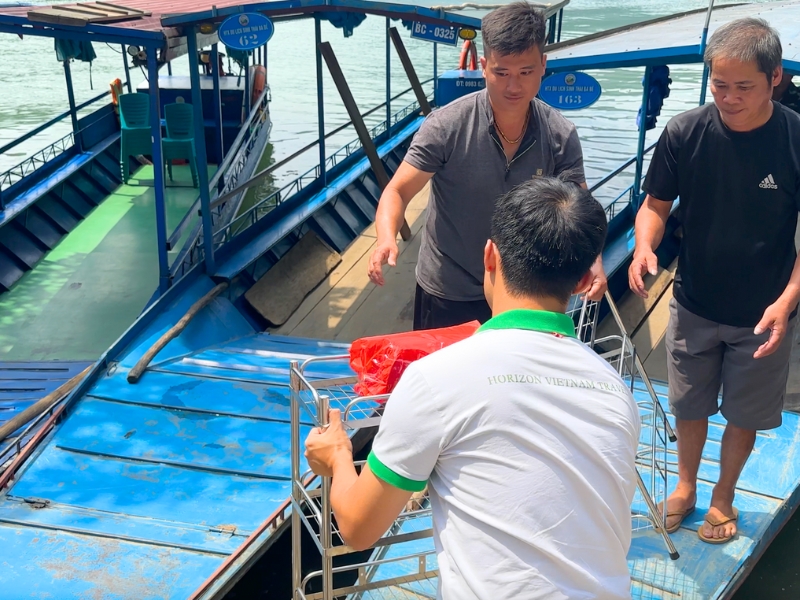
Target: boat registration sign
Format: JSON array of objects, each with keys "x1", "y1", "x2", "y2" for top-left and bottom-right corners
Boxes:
[
  {"x1": 410, "y1": 22, "x2": 459, "y2": 46},
  {"x1": 218, "y1": 12, "x2": 274, "y2": 50},
  {"x1": 539, "y1": 72, "x2": 602, "y2": 110}
]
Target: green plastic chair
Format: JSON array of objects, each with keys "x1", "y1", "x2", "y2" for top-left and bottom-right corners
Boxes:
[
  {"x1": 118, "y1": 93, "x2": 152, "y2": 184},
  {"x1": 163, "y1": 102, "x2": 199, "y2": 188}
]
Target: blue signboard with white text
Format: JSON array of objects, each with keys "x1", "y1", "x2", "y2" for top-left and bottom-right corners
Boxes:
[
  {"x1": 410, "y1": 21, "x2": 459, "y2": 46},
  {"x1": 218, "y1": 12, "x2": 274, "y2": 51},
  {"x1": 539, "y1": 72, "x2": 602, "y2": 110}
]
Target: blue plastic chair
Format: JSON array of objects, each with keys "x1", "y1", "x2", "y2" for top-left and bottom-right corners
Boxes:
[
  {"x1": 118, "y1": 93, "x2": 152, "y2": 184},
  {"x1": 163, "y1": 102, "x2": 199, "y2": 188}
]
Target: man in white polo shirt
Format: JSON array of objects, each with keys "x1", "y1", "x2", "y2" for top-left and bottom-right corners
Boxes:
[{"x1": 306, "y1": 176, "x2": 640, "y2": 599}]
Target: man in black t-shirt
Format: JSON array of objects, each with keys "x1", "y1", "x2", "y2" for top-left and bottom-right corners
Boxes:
[{"x1": 629, "y1": 18, "x2": 800, "y2": 545}]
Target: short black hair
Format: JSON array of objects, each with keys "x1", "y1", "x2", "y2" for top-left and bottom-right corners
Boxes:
[
  {"x1": 490, "y1": 176, "x2": 607, "y2": 303},
  {"x1": 482, "y1": 2, "x2": 547, "y2": 57}
]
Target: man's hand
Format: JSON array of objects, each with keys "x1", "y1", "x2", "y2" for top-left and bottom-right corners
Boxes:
[
  {"x1": 367, "y1": 239, "x2": 399, "y2": 286},
  {"x1": 305, "y1": 409, "x2": 353, "y2": 477},
  {"x1": 628, "y1": 250, "x2": 659, "y2": 299},
  {"x1": 754, "y1": 300, "x2": 794, "y2": 359},
  {"x1": 584, "y1": 258, "x2": 608, "y2": 302}
]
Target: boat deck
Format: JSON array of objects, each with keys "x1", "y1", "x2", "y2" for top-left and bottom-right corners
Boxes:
[
  {"x1": 0, "y1": 272, "x2": 359, "y2": 599},
  {"x1": 0, "y1": 164, "x2": 211, "y2": 362},
  {"x1": 0, "y1": 361, "x2": 92, "y2": 462},
  {"x1": 3, "y1": 176, "x2": 800, "y2": 597}
]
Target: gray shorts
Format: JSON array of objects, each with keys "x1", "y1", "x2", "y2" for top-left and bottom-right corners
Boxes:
[{"x1": 666, "y1": 297, "x2": 795, "y2": 430}]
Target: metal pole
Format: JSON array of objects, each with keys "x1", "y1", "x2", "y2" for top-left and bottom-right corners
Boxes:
[
  {"x1": 187, "y1": 27, "x2": 216, "y2": 271},
  {"x1": 211, "y1": 43, "x2": 225, "y2": 175},
  {"x1": 244, "y1": 50, "x2": 251, "y2": 117},
  {"x1": 121, "y1": 45, "x2": 132, "y2": 93},
  {"x1": 433, "y1": 42, "x2": 438, "y2": 103},
  {"x1": 320, "y1": 42, "x2": 411, "y2": 241},
  {"x1": 315, "y1": 17, "x2": 327, "y2": 185},
  {"x1": 290, "y1": 360, "x2": 302, "y2": 600},
  {"x1": 698, "y1": 0, "x2": 715, "y2": 105},
  {"x1": 386, "y1": 17, "x2": 391, "y2": 129},
  {"x1": 147, "y1": 50, "x2": 170, "y2": 295},
  {"x1": 388, "y1": 27, "x2": 432, "y2": 115},
  {"x1": 63, "y1": 59, "x2": 82, "y2": 151},
  {"x1": 167, "y1": 60, "x2": 173, "y2": 76},
  {"x1": 633, "y1": 65, "x2": 652, "y2": 208},
  {"x1": 319, "y1": 393, "x2": 333, "y2": 600}
]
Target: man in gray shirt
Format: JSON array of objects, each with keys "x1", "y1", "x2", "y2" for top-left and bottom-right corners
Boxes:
[{"x1": 368, "y1": 2, "x2": 607, "y2": 329}]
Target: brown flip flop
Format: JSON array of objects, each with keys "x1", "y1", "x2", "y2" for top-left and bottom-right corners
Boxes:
[
  {"x1": 697, "y1": 508, "x2": 739, "y2": 544},
  {"x1": 656, "y1": 504, "x2": 696, "y2": 534}
]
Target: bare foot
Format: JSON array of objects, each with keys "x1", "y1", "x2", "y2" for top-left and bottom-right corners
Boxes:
[
  {"x1": 702, "y1": 494, "x2": 738, "y2": 541},
  {"x1": 662, "y1": 483, "x2": 697, "y2": 532}
]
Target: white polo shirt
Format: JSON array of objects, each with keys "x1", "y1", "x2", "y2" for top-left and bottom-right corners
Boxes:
[{"x1": 368, "y1": 309, "x2": 640, "y2": 600}]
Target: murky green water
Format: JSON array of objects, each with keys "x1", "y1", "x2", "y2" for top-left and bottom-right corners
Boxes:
[{"x1": 0, "y1": 0, "x2": 775, "y2": 204}]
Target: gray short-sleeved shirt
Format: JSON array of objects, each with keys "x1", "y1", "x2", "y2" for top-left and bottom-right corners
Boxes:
[{"x1": 405, "y1": 88, "x2": 585, "y2": 301}]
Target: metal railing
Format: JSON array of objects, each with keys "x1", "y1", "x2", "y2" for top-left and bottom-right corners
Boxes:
[
  {"x1": 167, "y1": 85, "x2": 273, "y2": 278},
  {"x1": 0, "y1": 90, "x2": 111, "y2": 209},
  {"x1": 216, "y1": 95, "x2": 426, "y2": 248},
  {"x1": 589, "y1": 141, "x2": 657, "y2": 220},
  {"x1": 171, "y1": 86, "x2": 431, "y2": 279},
  {"x1": 0, "y1": 133, "x2": 75, "y2": 195}
]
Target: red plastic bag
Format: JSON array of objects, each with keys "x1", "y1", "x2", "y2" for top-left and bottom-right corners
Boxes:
[{"x1": 349, "y1": 321, "x2": 480, "y2": 398}]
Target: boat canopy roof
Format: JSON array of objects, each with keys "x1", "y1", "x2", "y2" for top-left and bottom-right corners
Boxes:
[
  {"x1": 0, "y1": 0, "x2": 567, "y2": 48},
  {"x1": 546, "y1": 0, "x2": 800, "y2": 75}
]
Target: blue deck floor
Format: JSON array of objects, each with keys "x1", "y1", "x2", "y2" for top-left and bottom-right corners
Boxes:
[
  {"x1": 0, "y1": 275, "x2": 359, "y2": 599},
  {"x1": 0, "y1": 361, "x2": 92, "y2": 460},
  {"x1": 1, "y1": 273, "x2": 799, "y2": 598}
]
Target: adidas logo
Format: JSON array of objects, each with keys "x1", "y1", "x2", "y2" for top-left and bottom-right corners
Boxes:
[{"x1": 759, "y1": 174, "x2": 778, "y2": 189}]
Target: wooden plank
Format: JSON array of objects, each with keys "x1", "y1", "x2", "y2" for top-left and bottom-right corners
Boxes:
[
  {"x1": 276, "y1": 184, "x2": 429, "y2": 340},
  {"x1": 27, "y1": 8, "x2": 92, "y2": 26},
  {"x1": 596, "y1": 258, "x2": 677, "y2": 344},
  {"x1": 26, "y1": 3, "x2": 150, "y2": 25},
  {"x1": 333, "y1": 233, "x2": 419, "y2": 341},
  {"x1": 631, "y1": 283, "x2": 673, "y2": 367},
  {"x1": 244, "y1": 232, "x2": 342, "y2": 327},
  {"x1": 642, "y1": 332, "x2": 669, "y2": 382},
  {"x1": 94, "y1": 1, "x2": 148, "y2": 15}
]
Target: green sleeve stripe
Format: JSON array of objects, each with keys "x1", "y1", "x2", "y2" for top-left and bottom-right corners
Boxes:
[{"x1": 367, "y1": 451, "x2": 427, "y2": 492}]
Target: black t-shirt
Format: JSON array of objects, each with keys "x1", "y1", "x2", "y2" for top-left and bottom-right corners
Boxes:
[{"x1": 644, "y1": 102, "x2": 800, "y2": 327}]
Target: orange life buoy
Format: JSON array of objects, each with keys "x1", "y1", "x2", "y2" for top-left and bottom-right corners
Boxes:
[
  {"x1": 251, "y1": 65, "x2": 267, "y2": 106},
  {"x1": 110, "y1": 78, "x2": 123, "y2": 106},
  {"x1": 458, "y1": 40, "x2": 478, "y2": 71}
]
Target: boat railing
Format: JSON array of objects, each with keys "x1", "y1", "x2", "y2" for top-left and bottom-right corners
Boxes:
[
  {"x1": 216, "y1": 92, "x2": 432, "y2": 247},
  {"x1": 165, "y1": 84, "x2": 273, "y2": 254},
  {"x1": 0, "y1": 90, "x2": 111, "y2": 209},
  {"x1": 171, "y1": 83, "x2": 433, "y2": 279},
  {"x1": 589, "y1": 141, "x2": 657, "y2": 220}
]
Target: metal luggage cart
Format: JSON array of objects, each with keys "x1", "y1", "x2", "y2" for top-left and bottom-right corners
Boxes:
[
  {"x1": 290, "y1": 358, "x2": 437, "y2": 600},
  {"x1": 568, "y1": 293, "x2": 678, "y2": 559},
  {"x1": 292, "y1": 293, "x2": 680, "y2": 599}
]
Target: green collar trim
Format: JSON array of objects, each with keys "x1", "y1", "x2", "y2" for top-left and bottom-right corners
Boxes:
[{"x1": 477, "y1": 309, "x2": 576, "y2": 338}]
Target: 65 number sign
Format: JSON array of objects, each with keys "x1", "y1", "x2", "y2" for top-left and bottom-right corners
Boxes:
[{"x1": 218, "y1": 12, "x2": 274, "y2": 51}]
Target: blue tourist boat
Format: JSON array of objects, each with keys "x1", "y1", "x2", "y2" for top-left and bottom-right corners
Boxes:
[{"x1": 1, "y1": 0, "x2": 799, "y2": 598}]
